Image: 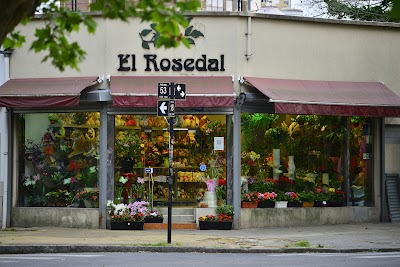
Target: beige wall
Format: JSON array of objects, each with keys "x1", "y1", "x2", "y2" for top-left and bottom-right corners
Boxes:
[{"x1": 10, "y1": 14, "x2": 400, "y2": 95}]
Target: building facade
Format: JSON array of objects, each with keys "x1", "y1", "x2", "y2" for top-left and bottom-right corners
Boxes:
[{"x1": 1, "y1": 12, "x2": 400, "y2": 229}]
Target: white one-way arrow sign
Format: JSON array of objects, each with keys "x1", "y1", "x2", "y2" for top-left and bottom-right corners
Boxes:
[
  {"x1": 157, "y1": 100, "x2": 169, "y2": 116},
  {"x1": 174, "y1": 83, "x2": 186, "y2": 100}
]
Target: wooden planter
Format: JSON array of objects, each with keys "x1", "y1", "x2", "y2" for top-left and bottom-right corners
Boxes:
[
  {"x1": 199, "y1": 220, "x2": 233, "y2": 230},
  {"x1": 241, "y1": 202, "x2": 258, "y2": 208},
  {"x1": 110, "y1": 221, "x2": 144, "y2": 230},
  {"x1": 144, "y1": 217, "x2": 164, "y2": 223}
]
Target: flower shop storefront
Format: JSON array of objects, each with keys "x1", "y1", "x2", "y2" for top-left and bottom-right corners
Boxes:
[
  {"x1": 4, "y1": 75, "x2": 235, "y2": 229},
  {"x1": 234, "y1": 77, "x2": 400, "y2": 228},
  {"x1": 108, "y1": 76, "x2": 234, "y2": 211}
]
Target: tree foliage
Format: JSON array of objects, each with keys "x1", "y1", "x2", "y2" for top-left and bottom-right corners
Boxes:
[
  {"x1": 304, "y1": 0, "x2": 400, "y2": 22},
  {"x1": 1, "y1": 0, "x2": 200, "y2": 71}
]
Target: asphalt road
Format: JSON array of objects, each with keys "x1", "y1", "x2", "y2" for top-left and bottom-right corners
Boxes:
[{"x1": 0, "y1": 252, "x2": 400, "y2": 267}]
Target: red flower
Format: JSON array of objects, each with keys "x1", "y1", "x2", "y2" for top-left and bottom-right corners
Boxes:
[{"x1": 218, "y1": 178, "x2": 226, "y2": 186}]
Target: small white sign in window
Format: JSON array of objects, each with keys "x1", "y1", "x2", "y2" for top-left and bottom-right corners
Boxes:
[{"x1": 214, "y1": 137, "x2": 224, "y2": 151}]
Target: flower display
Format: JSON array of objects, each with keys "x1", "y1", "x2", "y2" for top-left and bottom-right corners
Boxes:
[
  {"x1": 131, "y1": 177, "x2": 145, "y2": 199},
  {"x1": 199, "y1": 204, "x2": 233, "y2": 222},
  {"x1": 285, "y1": 192, "x2": 300, "y2": 202},
  {"x1": 241, "y1": 192, "x2": 259, "y2": 203},
  {"x1": 115, "y1": 131, "x2": 141, "y2": 160},
  {"x1": 329, "y1": 188, "x2": 345, "y2": 202},
  {"x1": 107, "y1": 200, "x2": 148, "y2": 222},
  {"x1": 276, "y1": 191, "x2": 292, "y2": 202},
  {"x1": 75, "y1": 188, "x2": 99, "y2": 202},
  {"x1": 258, "y1": 191, "x2": 277, "y2": 202},
  {"x1": 199, "y1": 215, "x2": 216, "y2": 221},
  {"x1": 241, "y1": 151, "x2": 260, "y2": 175},
  {"x1": 202, "y1": 176, "x2": 217, "y2": 192}
]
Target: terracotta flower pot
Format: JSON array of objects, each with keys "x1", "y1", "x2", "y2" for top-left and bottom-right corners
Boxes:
[{"x1": 241, "y1": 202, "x2": 258, "y2": 208}]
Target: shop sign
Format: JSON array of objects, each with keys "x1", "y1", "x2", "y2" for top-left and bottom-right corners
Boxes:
[{"x1": 117, "y1": 54, "x2": 225, "y2": 72}]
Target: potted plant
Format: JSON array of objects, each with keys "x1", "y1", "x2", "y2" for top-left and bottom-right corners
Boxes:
[
  {"x1": 275, "y1": 191, "x2": 292, "y2": 208},
  {"x1": 285, "y1": 192, "x2": 302, "y2": 207},
  {"x1": 107, "y1": 200, "x2": 148, "y2": 230},
  {"x1": 241, "y1": 192, "x2": 259, "y2": 208},
  {"x1": 314, "y1": 186, "x2": 330, "y2": 207},
  {"x1": 131, "y1": 177, "x2": 145, "y2": 201},
  {"x1": 215, "y1": 184, "x2": 226, "y2": 206},
  {"x1": 328, "y1": 188, "x2": 345, "y2": 207},
  {"x1": 198, "y1": 204, "x2": 233, "y2": 230},
  {"x1": 74, "y1": 188, "x2": 99, "y2": 208},
  {"x1": 144, "y1": 204, "x2": 164, "y2": 223},
  {"x1": 46, "y1": 190, "x2": 71, "y2": 207},
  {"x1": 298, "y1": 191, "x2": 315, "y2": 207},
  {"x1": 257, "y1": 191, "x2": 277, "y2": 208}
]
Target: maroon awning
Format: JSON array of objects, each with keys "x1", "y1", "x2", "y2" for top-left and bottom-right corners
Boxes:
[
  {"x1": 0, "y1": 77, "x2": 98, "y2": 107},
  {"x1": 244, "y1": 77, "x2": 400, "y2": 117},
  {"x1": 111, "y1": 76, "x2": 234, "y2": 108}
]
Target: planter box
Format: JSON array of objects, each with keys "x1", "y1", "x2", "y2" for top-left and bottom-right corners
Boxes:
[
  {"x1": 287, "y1": 201, "x2": 302, "y2": 208},
  {"x1": 275, "y1": 201, "x2": 288, "y2": 208},
  {"x1": 144, "y1": 217, "x2": 164, "y2": 223},
  {"x1": 302, "y1": 201, "x2": 314, "y2": 207},
  {"x1": 199, "y1": 220, "x2": 232, "y2": 230},
  {"x1": 241, "y1": 202, "x2": 258, "y2": 208},
  {"x1": 327, "y1": 201, "x2": 344, "y2": 207},
  {"x1": 257, "y1": 201, "x2": 275, "y2": 208},
  {"x1": 314, "y1": 201, "x2": 327, "y2": 207},
  {"x1": 110, "y1": 221, "x2": 144, "y2": 230}
]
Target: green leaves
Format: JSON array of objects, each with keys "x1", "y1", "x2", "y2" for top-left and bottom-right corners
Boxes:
[
  {"x1": 3, "y1": 0, "x2": 201, "y2": 71},
  {"x1": 3, "y1": 32, "x2": 25, "y2": 49}
]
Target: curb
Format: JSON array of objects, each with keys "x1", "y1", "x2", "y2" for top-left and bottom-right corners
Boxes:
[{"x1": 1, "y1": 245, "x2": 400, "y2": 254}]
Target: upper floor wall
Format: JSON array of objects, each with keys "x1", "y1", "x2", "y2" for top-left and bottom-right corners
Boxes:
[{"x1": 9, "y1": 13, "x2": 400, "y2": 95}]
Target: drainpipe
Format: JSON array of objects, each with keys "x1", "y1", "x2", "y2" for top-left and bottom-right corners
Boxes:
[
  {"x1": 343, "y1": 117, "x2": 350, "y2": 206},
  {"x1": 233, "y1": 98, "x2": 242, "y2": 229},
  {"x1": 99, "y1": 103, "x2": 108, "y2": 229},
  {"x1": 380, "y1": 118, "x2": 385, "y2": 222},
  {"x1": 245, "y1": 17, "x2": 252, "y2": 60},
  {"x1": 0, "y1": 49, "x2": 11, "y2": 228},
  {"x1": 233, "y1": 76, "x2": 246, "y2": 229}
]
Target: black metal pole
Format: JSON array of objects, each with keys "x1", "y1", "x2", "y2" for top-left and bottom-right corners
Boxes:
[{"x1": 167, "y1": 83, "x2": 174, "y2": 244}]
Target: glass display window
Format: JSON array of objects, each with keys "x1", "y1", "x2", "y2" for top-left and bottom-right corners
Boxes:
[
  {"x1": 241, "y1": 114, "x2": 373, "y2": 206},
  {"x1": 113, "y1": 114, "x2": 227, "y2": 207},
  {"x1": 16, "y1": 112, "x2": 100, "y2": 208}
]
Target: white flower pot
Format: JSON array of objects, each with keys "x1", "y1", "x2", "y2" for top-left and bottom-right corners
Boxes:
[{"x1": 275, "y1": 201, "x2": 288, "y2": 208}]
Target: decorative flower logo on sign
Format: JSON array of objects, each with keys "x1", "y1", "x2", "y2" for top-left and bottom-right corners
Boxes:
[{"x1": 139, "y1": 17, "x2": 204, "y2": 50}]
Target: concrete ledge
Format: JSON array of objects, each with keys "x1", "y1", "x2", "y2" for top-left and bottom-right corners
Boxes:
[
  {"x1": 240, "y1": 206, "x2": 380, "y2": 228},
  {"x1": 10, "y1": 206, "x2": 380, "y2": 229},
  {"x1": 11, "y1": 207, "x2": 100, "y2": 229}
]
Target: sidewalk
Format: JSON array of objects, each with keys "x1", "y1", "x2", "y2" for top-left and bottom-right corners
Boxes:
[{"x1": 1, "y1": 222, "x2": 400, "y2": 254}]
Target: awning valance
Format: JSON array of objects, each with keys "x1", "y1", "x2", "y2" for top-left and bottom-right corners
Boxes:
[
  {"x1": 0, "y1": 77, "x2": 98, "y2": 107},
  {"x1": 110, "y1": 76, "x2": 234, "y2": 108},
  {"x1": 244, "y1": 77, "x2": 400, "y2": 117}
]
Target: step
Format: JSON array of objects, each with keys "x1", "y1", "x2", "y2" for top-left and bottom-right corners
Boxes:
[
  {"x1": 159, "y1": 207, "x2": 195, "y2": 216},
  {"x1": 144, "y1": 223, "x2": 197, "y2": 230}
]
